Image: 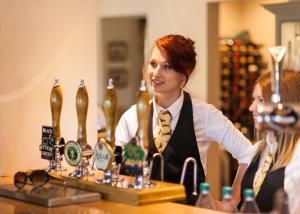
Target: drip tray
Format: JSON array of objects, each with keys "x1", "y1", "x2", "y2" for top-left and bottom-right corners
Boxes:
[{"x1": 0, "y1": 183, "x2": 101, "y2": 207}]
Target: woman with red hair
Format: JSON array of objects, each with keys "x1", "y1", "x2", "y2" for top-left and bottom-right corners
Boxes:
[{"x1": 116, "y1": 34, "x2": 253, "y2": 205}]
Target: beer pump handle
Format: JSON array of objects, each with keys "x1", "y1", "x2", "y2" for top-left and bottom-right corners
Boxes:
[
  {"x1": 76, "y1": 79, "x2": 88, "y2": 146},
  {"x1": 103, "y1": 78, "x2": 118, "y2": 147},
  {"x1": 50, "y1": 79, "x2": 62, "y2": 142},
  {"x1": 136, "y1": 80, "x2": 150, "y2": 150}
]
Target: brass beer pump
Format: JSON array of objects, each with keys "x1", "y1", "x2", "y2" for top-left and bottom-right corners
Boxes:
[
  {"x1": 49, "y1": 79, "x2": 65, "y2": 172},
  {"x1": 136, "y1": 80, "x2": 150, "y2": 151},
  {"x1": 76, "y1": 79, "x2": 89, "y2": 149},
  {"x1": 94, "y1": 78, "x2": 120, "y2": 184},
  {"x1": 64, "y1": 79, "x2": 94, "y2": 178},
  {"x1": 103, "y1": 78, "x2": 117, "y2": 148},
  {"x1": 134, "y1": 80, "x2": 166, "y2": 188},
  {"x1": 134, "y1": 80, "x2": 152, "y2": 188},
  {"x1": 256, "y1": 46, "x2": 300, "y2": 131}
]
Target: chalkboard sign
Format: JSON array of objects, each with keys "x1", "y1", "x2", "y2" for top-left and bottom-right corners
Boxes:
[{"x1": 39, "y1": 126, "x2": 55, "y2": 160}]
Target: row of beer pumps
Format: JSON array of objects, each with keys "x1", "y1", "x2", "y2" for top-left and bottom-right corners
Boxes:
[
  {"x1": 42, "y1": 77, "x2": 166, "y2": 190},
  {"x1": 47, "y1": 79, "x2": 94, "y2": 177}
]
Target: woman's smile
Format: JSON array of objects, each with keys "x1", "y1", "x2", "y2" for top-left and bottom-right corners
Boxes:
[{"x1": 151, "y1": 78, "x2": 164, "y2": 88}]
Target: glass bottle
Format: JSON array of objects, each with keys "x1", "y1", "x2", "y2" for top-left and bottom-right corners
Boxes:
[
  {"x1": 220, "y1": 186, "x2": 238, "y2": 213},
  {"x1": 195, "y1": 182, "x2": 216, "y2": 210},
  {"x1": 240, "y1": 189, "x2": 260, "y2": 213},
  {"x1": 270, "y1": 188, "x2": 290, "y2": 214}
]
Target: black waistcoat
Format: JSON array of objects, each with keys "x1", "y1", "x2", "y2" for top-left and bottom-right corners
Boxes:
[
  {"x1": 148, "y1": 92, "x2": 205, "y2": 200},
  {"x1": 240, "y1": 154, "x2": 285, "y2": 213}
]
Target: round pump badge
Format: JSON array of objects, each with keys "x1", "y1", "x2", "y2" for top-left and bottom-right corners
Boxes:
[{"x1": 64, "y1": 141, "x2": 82, "y2": 166}]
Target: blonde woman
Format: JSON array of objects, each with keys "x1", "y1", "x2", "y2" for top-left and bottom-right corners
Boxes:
[{"x1": 240, "y1": 70, "x2": 300, "y2": 213}]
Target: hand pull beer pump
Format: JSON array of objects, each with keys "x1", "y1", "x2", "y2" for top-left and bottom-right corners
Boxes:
[
  {"x1": 64, "y1": 79, "x2": 94, "y2": 178},
  {"x1": 133, "y1": 80, "x2": 153, "y2": 188},
  {"x1": 256, "y1": 46, "x2": 300, "y2": 132},
  {"x1": 48, "y1": 79, "x2": 65, "y2": 172},
  {"x1": 95, "y1": 78, "x2": 123, "y2": 185}
]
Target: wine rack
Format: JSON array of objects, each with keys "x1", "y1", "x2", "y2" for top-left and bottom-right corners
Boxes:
[{"x1": 219, "y1": 38, "x2": 266, "y2": 140}]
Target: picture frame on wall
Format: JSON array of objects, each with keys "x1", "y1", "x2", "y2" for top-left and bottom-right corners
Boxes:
[
  {"x1": 108, "y1": 41, "x2": 128, "y2": 61},
  {"x1": 108, "y1": 68, "x2": 128, "y2": 88}
]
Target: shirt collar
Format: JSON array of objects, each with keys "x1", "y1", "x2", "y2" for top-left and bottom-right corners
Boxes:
[
  {"x1": 266, "y1": 132, "x2": 278, "y2": 154},
  {"x1": 153, "y1": 91, "x2": 184, "y2": 120}
]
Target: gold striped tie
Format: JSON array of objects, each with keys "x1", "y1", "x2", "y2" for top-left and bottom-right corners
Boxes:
[
  {"x1": 154, "y1": 110, "x2": 172, "y2": 153},
  {"x1": 253, "y1": 148, "x2": 273, "y2": 196}
]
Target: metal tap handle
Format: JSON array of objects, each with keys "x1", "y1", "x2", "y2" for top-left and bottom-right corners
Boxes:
[
  {"x1": 103, "y1": 78, "x2": 118, "y2": 147},
  {"x1": 50, "y1": 79, "x2": 63, "y2": 142},
  {"x1": 256, "y1": 46, "x2": 300, "y2": 131},
  {"x1": 257, "y1": 103, "x2": 300, "y2": 131},
  {"x1": 136, "y1": 80, "x2": 150, "y2": 150},
  {"x1": 149, "y1": 153, "x2": 164, "y2": 181},
  {"x1": 180, "y1": 157, "x2": 198, "y2": 196},
  {"x1": 268, "y1": 46, "x2": 286, "y2": 104},
  {"x1": 76, "y1": 79, "x2": 88, "y2": 145}
]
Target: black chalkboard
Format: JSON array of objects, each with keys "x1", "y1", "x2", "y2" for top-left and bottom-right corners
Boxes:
[{"x1": 39, "y1": 126, "x2": 55, "y2": 160}]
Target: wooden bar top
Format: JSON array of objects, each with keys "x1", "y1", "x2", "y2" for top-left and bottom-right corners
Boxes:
[{"x1": 0, "y1": 177, "x2": 224, "y2": 214}]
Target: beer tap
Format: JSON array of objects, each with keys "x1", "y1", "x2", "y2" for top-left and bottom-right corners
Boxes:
[
  {"x1": 95, "y1": 78, "x2": 121, "y2": 185},
  {"x1": 270, "y1": 46, "x2": 285, "y2": 104},
  {"x1": 48, "y1": 79, "x2": 65, "y2": 172},
  {"x1": 64, "y1": 79, "x2": 94, "y2": 178},
  {"x1": 133, "y1": 80, "x2": 152, "y2": 188},
  {"x1": 180, "y1": 157, "x2": 198, "y2": 197},
  {"x1": 76, "y1": 79, "x2": 89, "y2": 146},
  {"x1": 103, "y1": 78, "x2": 117, "y2": 148},
  {"x1": 136, "y1": 80, "x2": 150, "y2": 150},
  {"x1": 149, "y1": 153, "x2": 164, "y2": 181},
  {"x1": 256, "y1": 46, "x2": 299, "y2": 131}
]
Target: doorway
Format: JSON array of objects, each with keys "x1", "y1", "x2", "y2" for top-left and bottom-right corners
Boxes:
[{"x1": 99, "y1": 17, "x2": 146, "y2": 126}]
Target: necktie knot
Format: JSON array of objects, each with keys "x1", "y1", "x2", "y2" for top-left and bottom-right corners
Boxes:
[{"x1": 158, "y1": 110, "x2": 172, "y2": 125}]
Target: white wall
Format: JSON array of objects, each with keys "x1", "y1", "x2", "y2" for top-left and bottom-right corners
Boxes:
[
  {"x1": 219, "y1": 1, "x2": 243, "y2": 38},
  {"x1": 0, "y1": 0, "x2": 97, "y2": 175}
]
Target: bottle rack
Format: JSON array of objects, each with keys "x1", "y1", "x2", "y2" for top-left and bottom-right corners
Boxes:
[{"x1": 219, "y1": 38, "x2": 266, "y2": 140}]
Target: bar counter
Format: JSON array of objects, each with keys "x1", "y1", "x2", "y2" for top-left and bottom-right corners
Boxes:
[{"x1": 0, "y1": 177, "x2": 223, "y2": 214}]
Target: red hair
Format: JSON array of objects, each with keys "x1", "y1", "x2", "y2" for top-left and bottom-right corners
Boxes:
[{"x1": 155, "y1": 34, "x2": 197, "y2": 83}]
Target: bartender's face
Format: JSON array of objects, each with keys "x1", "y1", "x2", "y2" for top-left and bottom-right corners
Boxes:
[
  {"x1": 147, "y1": 46, "x2": 185, "y2": 96},
  {"x1": 249, "y1": 83, "x2": 264, "y2": 128}
]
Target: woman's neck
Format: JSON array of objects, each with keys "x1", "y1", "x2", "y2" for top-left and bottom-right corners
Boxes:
[{"x1": 155, "y1": 90, "x2": 182, "y2": 108}]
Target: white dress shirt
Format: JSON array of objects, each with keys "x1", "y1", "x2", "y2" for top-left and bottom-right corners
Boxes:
[
  {"x1": 248, "y1": 134, "x2": 300, "y2": 214},
  {"x1": 115, "y1": 91, "x2": 253, "y2": 174}
]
